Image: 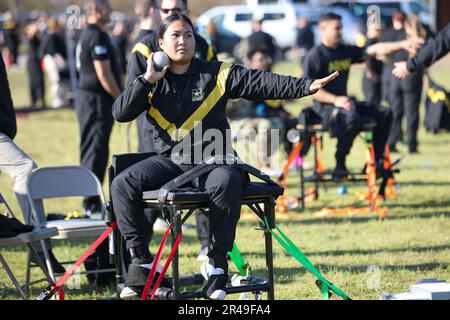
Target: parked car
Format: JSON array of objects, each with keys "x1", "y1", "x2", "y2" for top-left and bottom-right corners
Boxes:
[
  {"x1": 195, "y1": 21, "x2": 242, "y2": 56},
  {"x1": 295, "y1": 5, "x2": 367, "y2": 46},
  {"x1": 330, "y1": 0, "x2": 432, "y2": 29},
  {"x1": 196, "y1": 3, "x2": 299, "y2": 50}
]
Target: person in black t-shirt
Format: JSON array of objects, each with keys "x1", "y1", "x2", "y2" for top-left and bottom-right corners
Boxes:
[
  {"x1": 393, "y1": 21, "x2": 450, "y2": 79},
  {"x1": 380, "y1": 11, "x2": 428, "y2": 154},
  {"x1": 75, "y1": 0, "x2": 123, "y2": 214},
  {"x1": 362, "y1": 22, "x2": 385, "y2": 107},
  {"x1": 303, "y1": 13, "x2": 402, "y2": 180}
]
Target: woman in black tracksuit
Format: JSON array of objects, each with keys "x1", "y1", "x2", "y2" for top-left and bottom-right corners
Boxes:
[
  {"x1": 382, "y1": 12, "x2": 431, "y2": 154},
  {"x1": 111, "y1": 13, "x2": 338, "y2": 300}
]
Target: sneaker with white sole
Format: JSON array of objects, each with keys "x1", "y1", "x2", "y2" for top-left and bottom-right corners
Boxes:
[
  {"x1": 200, "y1": 260, "x2": 227, "y2": 300},
  {"x1": 120, "y1": 260, "x2": 171, "y2": 300}
]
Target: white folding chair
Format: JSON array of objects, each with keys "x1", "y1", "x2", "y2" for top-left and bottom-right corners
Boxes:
[
  {"x1": 0, "y1": 193, "x2": 58, "y2": 299},
  {"x1": 26, "y1": 166, "x2": 113, "y2": 282}
]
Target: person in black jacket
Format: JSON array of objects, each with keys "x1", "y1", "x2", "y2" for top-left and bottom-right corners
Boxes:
[
  {"x1": 128, "y1": 0, "x2": 217, "y2": 263},
  {"x1": 0, "y1": 55, "x2": 65, "y2": 273},
  {"x1": 111, "y1": 13, "x2": 338, "y2": 300},
  {"x1": 393, "y1": 21, "x2": 450, "y2": 79}
]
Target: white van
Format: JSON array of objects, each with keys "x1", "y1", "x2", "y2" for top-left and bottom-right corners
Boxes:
[
  {"x1": 196, "y1": 4, "x2": 299, "y2": 49},
  {"x1": 327, "y1": 0, "x2": 432, "y2": 29}
]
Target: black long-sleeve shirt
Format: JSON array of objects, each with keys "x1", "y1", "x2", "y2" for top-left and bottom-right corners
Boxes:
[
  {"x1": 407, "y1": 22, "x2": 450, "y2": 73},
  {"x1": 113, "y1": 58, "x2": 313, "y2": 159},
  {"x1": 0, "y1": 55, "x2": 17, "y2": 139}
]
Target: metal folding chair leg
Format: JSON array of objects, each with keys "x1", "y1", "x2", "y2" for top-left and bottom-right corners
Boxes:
[{"x1": 0, "y1": 254, "x2": 27, "y2": 299}]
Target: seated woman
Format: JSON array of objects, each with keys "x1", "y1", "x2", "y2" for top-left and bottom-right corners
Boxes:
[{"x1": 111, "y1": 13, "x2": 338, "y2": 300}]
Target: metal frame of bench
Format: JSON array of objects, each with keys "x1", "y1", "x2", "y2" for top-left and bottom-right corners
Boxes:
[
  {"x1": 108, "y1": 153, "x2": 283, "y2": 300},
  {"x1": 294, "y1": 108, "x2": 377, "y2": 208}
]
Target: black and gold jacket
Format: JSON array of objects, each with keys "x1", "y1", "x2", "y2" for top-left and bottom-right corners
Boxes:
[
  {"x1": 128, "y1": 32, "x2": 216, "y2": 87},
  {"x1": 113, "y1": 58, "x2": 313, "y2": 159},
  {"x1": 127, "y1": 31, "x2": 217, "y2": 153}
]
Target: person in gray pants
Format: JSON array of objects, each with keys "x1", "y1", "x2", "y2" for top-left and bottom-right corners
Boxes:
[{"x1": 0, "y1": 54, "x2": 65, "y2": 273}]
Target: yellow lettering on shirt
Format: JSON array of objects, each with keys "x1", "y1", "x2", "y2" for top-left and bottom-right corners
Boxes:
[{"x1": 328, "y1": 59, "x2": 352, "y2": 74}]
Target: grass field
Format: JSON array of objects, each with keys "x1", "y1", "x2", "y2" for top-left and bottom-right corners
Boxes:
[{"x1": 1, "y1": 57, "x2": 449, "y2": 300}]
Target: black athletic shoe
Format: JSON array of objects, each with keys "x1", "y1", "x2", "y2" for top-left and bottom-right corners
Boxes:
[
  {"x1": 332, "y1": 164, "x2": 349, "y2": 182},
  {"x1": 389, "y1": 144, "x2": 399, "y2": 153},
  {"x1": 120, "y1": 260, "x2": 172, "y2": 300},
  {"x1": 408, "y1": 146, "x2": 419, "y2": 154},
  {"x1": 200, "y1": 260, "x2": 227, "y2": 300}
]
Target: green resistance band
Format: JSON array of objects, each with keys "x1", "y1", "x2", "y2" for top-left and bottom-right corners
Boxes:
[
  {"x1": 360, "y1": 131, "x2": 373, "y2": 146},
  {"x1": 228, "y1": 242, "x2": 251, "y2": 276},
  {"x1": 263, "y1": 216, "x2": 351, "y2": 300}
]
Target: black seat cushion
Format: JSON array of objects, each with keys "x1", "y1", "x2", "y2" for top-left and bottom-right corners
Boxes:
[{"x1": 142, "y1": 182, "x2": 283, "y2": 204}]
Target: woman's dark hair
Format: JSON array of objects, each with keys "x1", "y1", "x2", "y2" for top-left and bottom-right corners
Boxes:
[{"x1": 158, "y1": 13, "x2": 195, "y2": 39}]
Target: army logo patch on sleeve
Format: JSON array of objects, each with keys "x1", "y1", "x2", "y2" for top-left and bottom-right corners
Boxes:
[
  {"x1": 94, "y1": 45, "x2": 108, "y2": 55},
  {"x1": 192, "y1": 88, "x2": 204, "y2": 102}
]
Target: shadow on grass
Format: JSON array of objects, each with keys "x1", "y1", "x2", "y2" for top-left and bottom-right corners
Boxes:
[
  {"x1": 386, "y1": 199, "x2": 450, "y2": 210},
  {"x1": 393, "y1": 180, "x2": 450, "y2": 187},
  {"x1": 273, "y1": 262, "x2": 450, "y2": 285},
  {"x1": 236, "y1": 208, "x2": 450, "y2": 228},
  {"x1": 238, "y1": 244, "x2": 450, "y2": 260},
  {"x1": 274, "y1": 207, "x2": 450, "y2": 226}
]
